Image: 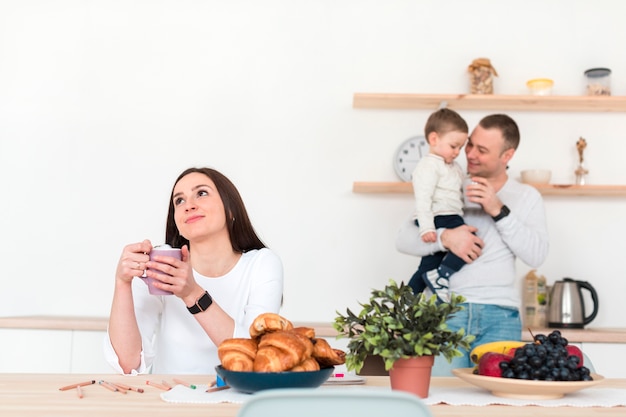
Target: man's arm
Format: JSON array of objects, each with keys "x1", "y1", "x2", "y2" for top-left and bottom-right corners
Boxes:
[
  {"x1": 395, "y1": 216, "x2": 482, "y2": 263},
  {"x1": 495, "y1": 193, "x2": 549, "y2": 267}
]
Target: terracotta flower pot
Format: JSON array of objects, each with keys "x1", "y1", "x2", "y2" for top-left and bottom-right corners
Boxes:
[{"x1": 388, "y1": 356, "x2": 434, "y2": 398}]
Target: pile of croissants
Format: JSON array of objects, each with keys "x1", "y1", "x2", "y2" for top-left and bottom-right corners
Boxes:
[{"x1": 217, "y1": 313, "x2": 346, "y2": 372}]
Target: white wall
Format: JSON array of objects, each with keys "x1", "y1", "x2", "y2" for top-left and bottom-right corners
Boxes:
[{"x1": 1, "y1": 0, "x2": 625, "y2": 329}]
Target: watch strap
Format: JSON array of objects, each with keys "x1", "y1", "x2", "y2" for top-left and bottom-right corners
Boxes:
[
  {"x1": 187, "y1": 291, "x2": 213, "y2": 315},
  {"x1": 492, "y1": 204, "x2": 511, "y2": 222}
]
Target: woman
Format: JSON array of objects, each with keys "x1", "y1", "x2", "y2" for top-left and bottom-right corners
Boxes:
[{"x1": 104, "y1": 167, "x2": 284, "y2": 374}]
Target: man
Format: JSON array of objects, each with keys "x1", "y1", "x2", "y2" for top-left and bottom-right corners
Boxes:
[{"x1": 396, "y1": 114, "x2": 549, "y2": 376}]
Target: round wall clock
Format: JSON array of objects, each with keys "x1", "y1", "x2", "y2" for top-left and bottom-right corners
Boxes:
[{"x1": 393, "y1": 135, "x2": 429, "y2": 182}]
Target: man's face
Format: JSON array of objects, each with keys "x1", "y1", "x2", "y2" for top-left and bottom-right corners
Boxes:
[{"x1": 465, "y1": 125, "x2": 513, "y2": 178}]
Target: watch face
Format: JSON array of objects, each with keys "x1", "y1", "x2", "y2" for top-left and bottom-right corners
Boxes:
[{"x1": 393, "y1": 136, "x2": 429, "y2": 182}]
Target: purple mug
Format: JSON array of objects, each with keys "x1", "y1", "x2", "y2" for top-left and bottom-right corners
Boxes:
[{"x1": 141, "y1": 245, "x2": 181, "y2": 295}]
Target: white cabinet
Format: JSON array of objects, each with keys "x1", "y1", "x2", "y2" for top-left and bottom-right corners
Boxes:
[
  {"x1": 70, "y1": 330, "x2": 114, "y2": 374},
  {"x1": 0, "y1": 329, "x2": 111, "y2": 374},
  {"x1": 0, "y1": 329, "x2": 71, "y2": 373},
  {"x1": 581, "y1": 343, "x2": 626, "y2": 378}
]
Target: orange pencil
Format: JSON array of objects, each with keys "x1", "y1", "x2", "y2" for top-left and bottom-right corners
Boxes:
[
  {"x1": 173, "y1": 378, "x2": 196, "y2": 389},
  {"x1": 161, "y1": 380, "x2": 173, "y2": 390},
  {"x1": 146, "y1": 380, "x2": 171, "y2": 391},
  {"x1": 76, "y1": 385, "x2": 83, "y2": 399},
  {"x1": 99, "y1": 380, "x2": 118, "y2": 392},
  {"x1": 59, "y1": 380, "x2": 96, "y2": 391},
  {"x1": 108, "y1": 381, "x2": 127, "y2": 394},
  {"x1": 113, "y1": 381, "x2": 144, "y2": 393}
]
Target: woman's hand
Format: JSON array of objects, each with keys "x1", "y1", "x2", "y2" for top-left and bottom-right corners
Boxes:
[
  {"x1": 144, "y1": 245, "x2": 202, "y2": 300},
  {"x1": 115, "y1": 240, "x2": 152, "y2": 284}
]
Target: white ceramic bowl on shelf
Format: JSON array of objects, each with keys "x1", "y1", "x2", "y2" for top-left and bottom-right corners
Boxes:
[{"x1": 521, "y1": 169, "x2": 551, "y2": 184}]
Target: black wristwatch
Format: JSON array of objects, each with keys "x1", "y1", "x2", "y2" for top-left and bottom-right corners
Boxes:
[
  {"x1": 492, "y1": 205, "x2": 511, "y2": 222},
  {"x1": 187, "y1": 291, "x2": 213, "y2": 315}
]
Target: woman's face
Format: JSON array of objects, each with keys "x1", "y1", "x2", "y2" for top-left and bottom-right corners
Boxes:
[{"x1": 172, "y1": 172, "x2": 228, "y2": 243}]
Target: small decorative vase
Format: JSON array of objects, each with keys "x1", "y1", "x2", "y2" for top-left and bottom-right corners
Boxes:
[{"x1": 388, "y1": 356, "x2": 435, "y2": 398}]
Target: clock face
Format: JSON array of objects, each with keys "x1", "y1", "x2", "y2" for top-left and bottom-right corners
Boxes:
[{"x1": 393, "y1": 136, "x2": 429, "y2": 182}]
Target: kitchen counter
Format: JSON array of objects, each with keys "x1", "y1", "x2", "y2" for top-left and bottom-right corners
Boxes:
[
  {"x1": 522, "y1": 327, "x2": 626, "y2": 344},
  {"x1": 1, "y1": 316, "x2": 625, "y2": 343}
]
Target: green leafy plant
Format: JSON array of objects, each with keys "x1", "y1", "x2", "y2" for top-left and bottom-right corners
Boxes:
[{"x1": 334, "y1": 279, "x2": 474, "y2": 372}]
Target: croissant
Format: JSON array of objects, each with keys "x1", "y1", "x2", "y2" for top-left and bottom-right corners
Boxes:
[
  {"x1": 290, "y1": 357, "x2": 321, "y2": 372},
  {"x1": 249, "y1": 313, "x2": 294, "y2": 338},
  {"x1": 286, "y1": 330, "x2": 314, "y2": 358},
  {"x1": 312, "y1": 337, "x2": 346, "y2": 367},
  {"x1": 254, "y1": 332, "x2": 308, "y2": 372},
  {"x1": 288, "y1": 326, "x2": 316, "y2": 339},
  {"x1": 217, "y1": 338, "x2": 258, "y2": 372}
]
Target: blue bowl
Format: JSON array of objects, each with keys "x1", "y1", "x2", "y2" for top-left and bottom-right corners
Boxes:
[{"x1": 215, "y1": 365, "x2": 334, "y2": 393}]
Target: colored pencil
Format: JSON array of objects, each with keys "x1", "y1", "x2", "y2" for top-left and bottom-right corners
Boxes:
[
  {"x1": 206, "y1": 385, "x2": 230, "y2": 393},
  {"x1": 59, "y1": 380, "x2": 96, "y2": 391},
  {"x1": 113, "y1": 381, "x2": 144, "y2": 393},
  {"x1": 145, "y1": 380, "x2": 171, "y2": 391},
  {"x1": 99, "y1": 380, "x2": 118, "y2": 392},
  {"x1": 173, "y1": 378, "x2": 196, "y2": 389}
]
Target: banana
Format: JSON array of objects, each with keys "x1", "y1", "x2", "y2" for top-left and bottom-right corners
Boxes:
[{"x1": 469, "y1": 340, "x2": 527, "y2": 364}]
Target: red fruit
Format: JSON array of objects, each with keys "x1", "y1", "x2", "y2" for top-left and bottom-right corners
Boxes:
[
  {"x1": 507, "y1": 347, "x2": 519, "y2": 356},
  {"x1": 566, "y1": 345, "x2": 584, "y2": 368},
  {"x1": 478, "y1": 352, "x2": 512, "y2": 377}
]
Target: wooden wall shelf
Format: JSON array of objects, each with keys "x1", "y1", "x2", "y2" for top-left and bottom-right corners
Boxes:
[
  {"x1": 353, "y1": 93, "x2": 626, "y2": 112},
  {"x1": 353, "y1": 182, "x2": 626, "y2": 197}
]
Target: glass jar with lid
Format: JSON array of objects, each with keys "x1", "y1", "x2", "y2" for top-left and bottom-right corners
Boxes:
[
  {"x1": 468, "y1": 58, "x2": 498, "y2": 94},
  {"x1": 584, "y1": 67, "x2": 611, "y2": 96}
]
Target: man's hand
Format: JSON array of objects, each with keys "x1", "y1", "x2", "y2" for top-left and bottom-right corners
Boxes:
[
  {"x1": 440, "y1": 225, "x2": 484, "y2": 263},
  {"x1": 466, "y1": 176, "x2": 504, "y2": 217}
]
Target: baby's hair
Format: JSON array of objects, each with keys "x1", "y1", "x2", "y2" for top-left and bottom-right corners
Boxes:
[{"x1": 424, "y1": 108, "x2": 468, "y2": 141}]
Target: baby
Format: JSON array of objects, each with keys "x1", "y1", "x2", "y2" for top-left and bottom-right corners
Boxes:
[{"x1": 409, "y1": 108, "x2": 468, "y2": 302}]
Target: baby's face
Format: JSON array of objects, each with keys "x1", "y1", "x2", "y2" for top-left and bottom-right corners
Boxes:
[{"x1": 430, "y1": 130, "x2": 468, "y2": 164}]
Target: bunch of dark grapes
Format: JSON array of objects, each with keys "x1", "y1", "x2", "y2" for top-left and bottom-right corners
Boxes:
[{"x1": 499, "y1": 330, "x2": 593, "y2": 381}]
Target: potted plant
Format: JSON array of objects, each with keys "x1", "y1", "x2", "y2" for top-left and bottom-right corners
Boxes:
[{"x1": 333, "y1": 279, "x2": 474, "y2": 397}]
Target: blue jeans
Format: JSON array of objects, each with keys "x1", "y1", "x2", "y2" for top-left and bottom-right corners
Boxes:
[{"x1": 431, "y1": 303, "x2": 522, "y2": 376}]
